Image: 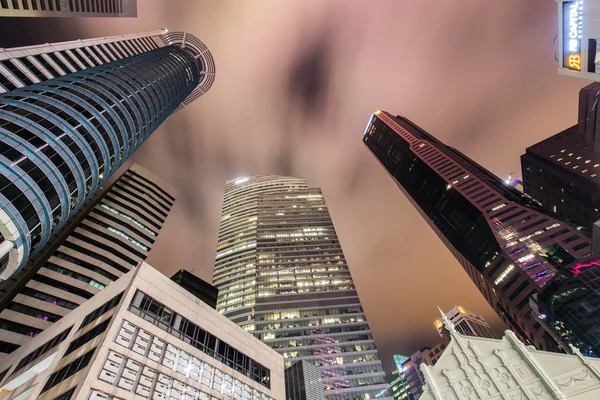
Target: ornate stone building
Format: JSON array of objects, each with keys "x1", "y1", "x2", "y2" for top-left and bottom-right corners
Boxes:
[{"x1": 419, "y1": 311, "x2": 600, "y2": 400}]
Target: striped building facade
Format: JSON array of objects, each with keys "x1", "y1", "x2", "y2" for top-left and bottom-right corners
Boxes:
[
  {"x1": 0, "y1": 163, "x2": 175, "y2": 361},
  {"x1": 0, "y1": 0, "x2": 137, "y2": 17},
  {"x1": 0, "y1": 29, "x2": 215, "y2": 281},
  {"x1": 363, "y1": 111, "x2": 592, "y2": 353},
  {"x1": 213, "y1": 176, "x2": 391, "y2": 400}
]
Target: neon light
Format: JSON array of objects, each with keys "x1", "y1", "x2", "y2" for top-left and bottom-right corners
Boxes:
[{"x1": 570, "y1": 259, "x2": 600, "y2": 276}]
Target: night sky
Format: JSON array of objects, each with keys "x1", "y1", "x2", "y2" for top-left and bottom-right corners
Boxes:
[{"x1": 0, "y1": 0, "x2": 589, "y2": 374}]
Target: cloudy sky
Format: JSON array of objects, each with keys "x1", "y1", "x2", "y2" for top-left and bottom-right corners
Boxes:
[{"x1": 0, "y1": 0, "x2": 588, "y2": 373}]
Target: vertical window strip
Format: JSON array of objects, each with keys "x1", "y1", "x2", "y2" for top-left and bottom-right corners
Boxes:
[
  {"x1": 40, "y1": 54, "x2": 66, "y2": 75},
  {"x1": 65, "y1": 49, "x2": 86, "y2": 70},
  {"x1": 74, "y1": 48, "x2": 95, "y2": 67}
]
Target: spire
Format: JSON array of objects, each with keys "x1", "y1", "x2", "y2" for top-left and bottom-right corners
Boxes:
[{"x1": 437, "y1": 306, "x2": 457, "y2": 335}]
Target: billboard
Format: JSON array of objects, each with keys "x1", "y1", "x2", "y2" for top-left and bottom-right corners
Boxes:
[{"x1": 563, "y1": 0, "x2": 584, "y2": 71}]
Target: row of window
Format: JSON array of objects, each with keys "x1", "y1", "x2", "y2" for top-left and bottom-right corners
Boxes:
[
  {"x1": 42, "y1": 347, "x2": 96, "y2": 392},
  {"x1": 13, "y1": 327, "x2": 72, "y2": 373},
  {"x1": 80, "y1": 292, "x2": 124, "y2": 330},
  {"x1": 129, "y1": 291, "x2": 271, "y2": 388}
]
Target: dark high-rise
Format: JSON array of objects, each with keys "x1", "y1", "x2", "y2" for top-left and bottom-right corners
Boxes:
[
  {"x1": 363, "y1": 111, "x2": 592, "y2": 352},
  {"x1": 521, "y1": 83, "x2": 600, "y2": 232},
  {"x1": 0, "y1": 29, "x2": 215, "y2": 282}
]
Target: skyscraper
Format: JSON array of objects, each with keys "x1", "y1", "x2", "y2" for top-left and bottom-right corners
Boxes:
[
  {"x1": 434, "y1": 305, "x2": 499, "y2": 339},
  {"x1": 213, "y1": 176, "x2": 391, "y2": 399},
  {"x1": 363, "y1": 111, "x2": 592, "y2": 352},
  {"x1": 0, "y1": 28, "x2": 215, "y2": 281},
  {"x1": 388, "y1": 355, "x2": 413, "y2": 400},
  {"x1": 0, "y1": 0, "x2": 137, "y2": 17},
  {"x1": 0, "y1": 163, "x2": 175, "y2": 359},
  {"x1": 521, "y1": 83, "x2": 600, "y2": 232}
]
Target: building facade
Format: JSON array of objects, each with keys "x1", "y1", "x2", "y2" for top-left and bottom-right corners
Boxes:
[
  {"x1": 420, "y1": 312, "x2": 600, "y2": 400},
  {"x1": 434, "y1": 306, "x2": 499, "y2": 339},
  {"x1": 534, "y1": 253, "x2": 600, "y2": 357},
  {"x1": 557, "y1": 0, "x2": 600, "y2": 82},
  {"x1": 284, "y1": 360, "x2": 325, "y2": 400},
  {"x1": 0, "y1": 28, "x2": 215, "y2": 281},
  {"x1": 0, "y1": 262, "x2": 285, "y2": 400},
  {"x1": 387, "y1": 368, "x2": 413, "y2": 400},
  {"x1": 0, "y1": 0, "x2": 136, "y2": 17},
  {"x1": 521, "y1": 83, "x2": 600, "y2": 232},
  {"x1": 363, "y1": 111, "x2": 592, "y2": 353},
  {"x1": 213, "y1": 176, "x2": 391, "y2": 399},
  {"x1": 0, "y1": 163, "x2": 175, "y2": 360}
]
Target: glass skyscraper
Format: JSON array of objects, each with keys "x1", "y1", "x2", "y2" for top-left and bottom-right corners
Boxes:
[
  {"x1": 0, "y1": 29, "x2": 215, "y2": 281},
  {"x1": 363, "y1": 111, "x2": 592, "y2": 353},
  {"x1": 213, "y1": 176, "x2": 391, "y2": 400}
]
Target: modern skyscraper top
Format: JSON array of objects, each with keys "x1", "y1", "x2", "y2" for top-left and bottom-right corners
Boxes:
[{"x1": 0, "y1": 29, "x2": 214, "y2": 281}]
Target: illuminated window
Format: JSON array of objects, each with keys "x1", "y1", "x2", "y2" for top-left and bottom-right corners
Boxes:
[
  {"x1": 565, "y1": 162, "x2": 571, "y2": 165},
  {"x1": 585, "y1": 160, "x2": 591, "y2": 163},
  {"x1": 494, "y1": 264, "x2": 515, "y2": 285},
  {"x1": 568, "y1": 153, "x2": 573, "y2": 156},
  {"x1": 550, "y1": 154, "x2": 555, "y2": 158},
  {"x1": 491, "y1": 204, "x2": 506, "y2": 212},
  {"x1": 582, "y1": 169, "x2": 588, "y2": 173},
  {"x1": 561, "y1": 149, "x2": 566, "y2": 153},
  {"x1": 593, "y1": 174, "x2": 598, "y2": 177},
  {"x1": 557, "y1": 158, "x2": 564, "y2": 161},
  {"x1": 576, "y1": 156, "x2": 582, "y2": 160},
  {"x1": 573, "y1": 165, "x2": 579, "y2": 169},
  {"x1": 595, "y1": 164, "x2": 600, "y2": 168}
]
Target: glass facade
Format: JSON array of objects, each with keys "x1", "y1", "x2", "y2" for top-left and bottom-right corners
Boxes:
[
  {"x1": 214, "y1": 176, "x2": 391, "y2": 400},
  {"x1": 0, "y1": 30, "x2": 215, "y2": 282},
  {"x1": 536, "y1": 255, "x2": 600, "y2": 356},
  {"x1": 363, "y1": 111, "x2": 592, "y2": 352}
]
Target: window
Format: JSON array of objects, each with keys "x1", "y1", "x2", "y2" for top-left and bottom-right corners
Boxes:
[
  {"x1": 0, "y1": 341, "x2": 19, "y2": 355},
  {"x1": 7, "y1": 302, "x2": 61, "y2": 323},
  {"x1": 21, "y1": 288, "x2": 79, "y2": 310},
  {"x1": 79, "y1": 292, "x2": 123, "y2": 330},
  {"x1": 42, "y1": 348, "x2": 96, "y2": 392},
  {"x1": 32, "y1": 274, "x2": 94, "y2": 300},
  {"x1": 65, "y1": 318, "x2": 111, "y2": 355},
  {"x1": 129, "y1": 291, "x2": 271, "y2": 388},
  {"x1": 14, "y1": 327, "x2": 72, "y2": 372},
  {"x1": 0, "y1": 319, "x2": 42, "y2": 337},
  {"x1": 53, "y1": 387, "x2": 76, "y2": 400}
]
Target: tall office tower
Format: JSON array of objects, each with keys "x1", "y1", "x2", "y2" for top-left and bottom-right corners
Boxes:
[
  {"x1": 0, "y1": 164, "x2": 176, "y2": 360},
  {"x1": 522, "y1": 83, "x2": 600, "y2": 232},
  {"x1": 213, "y1": 176, "x2": 391, "y2": 400},
  {"x1": 0, "y1": 0, "x2": 136, "y2": 17},
  {"x1": 363, "y1": 111, "x2": 592, "y2": 353},
  {"x1": 0, "y1": 28, "x2": 215, "y2": 281},
  {"x1": 434, "y1": 305, "x2": 499, "y2": 339}
]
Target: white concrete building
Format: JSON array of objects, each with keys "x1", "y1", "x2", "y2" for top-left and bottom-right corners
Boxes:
[
  {"x1": 434, "y1": 306, "x2": 499, "y2": 340},
  {"x1": 557, "y1": 0, "x2": 600, "y2": 81},
  {"x1": 0, "y1": 262, "x2": 285, "y2": 400},
  {"x1": 419, "y1": 310, "x2": 600, "y2": 400}
]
